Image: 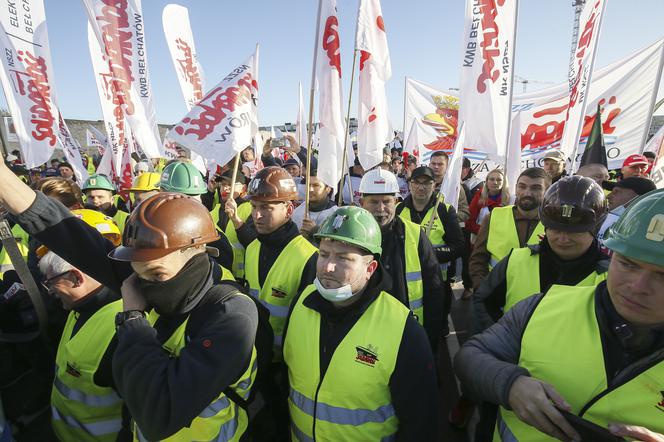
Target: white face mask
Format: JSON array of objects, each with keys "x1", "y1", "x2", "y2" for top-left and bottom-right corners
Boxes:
[{"x1": 313, "y1": 277, "x2": 355, "y2": 303}]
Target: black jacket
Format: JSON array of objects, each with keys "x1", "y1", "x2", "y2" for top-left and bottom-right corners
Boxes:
[
  {"x1": 380, "y1": 216, "x2": 445, "y2": 353},
  {"x1": 15, "y1": 192, "x2": 258, "y2": 440},
  {"x1": 395, "y1": 194, "x2": 465, "y2": 264},
  {"x1": 282, "y1": 266, "x2": 439, "y2": 442},
  {"x1": 472, "y1": 237, "x2": 609, "y2": 332}
]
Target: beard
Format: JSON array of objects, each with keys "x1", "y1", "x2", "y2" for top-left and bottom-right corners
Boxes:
[{"x1": 516, "y1": 196, "x2": 539, "y2": 211}]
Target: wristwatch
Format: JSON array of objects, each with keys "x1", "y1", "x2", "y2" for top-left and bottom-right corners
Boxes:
[{"x1": 115, "y1": 310, "x2": 146, "y2": 329}]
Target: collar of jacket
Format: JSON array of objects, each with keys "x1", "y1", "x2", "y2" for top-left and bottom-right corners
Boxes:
[
  {"x1": 537, "y1": 236, "x2": 608, "y2": 273},
  {"x1": 72, "y1": 285, "x2": 120, "y2": 314},
  {"x1": 303, "y1": 264, "x2": 393, "y2": 321},
  {"x1": 256, "y1": 219, "x2": 300, "y2": 250}
]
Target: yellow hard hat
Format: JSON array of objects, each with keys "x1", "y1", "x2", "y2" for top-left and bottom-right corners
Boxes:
[
  {"x1": 130, "y1": 172, "x2": 161, "y2": 192},
  {"x1": 37, "y1": 209, "x2": 122, "y2": 258}
]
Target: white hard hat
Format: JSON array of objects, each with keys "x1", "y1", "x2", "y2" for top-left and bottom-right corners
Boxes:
[{"x1": 359, "y1": 168, "x2": 399, "y2": 195}]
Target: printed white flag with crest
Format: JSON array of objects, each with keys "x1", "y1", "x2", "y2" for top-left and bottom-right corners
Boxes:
[
  {"x1": 558, "y1": 0, "x2": 607, "y2": 160},
  {"x1": 356, "y1": 0, "x2": 392, "y2": 170},
  {"x1": 82, "y1": 0, "x2": 163, "y2": 159},
  {"x1": 439, "y1": 123, "x2": 465, "y2": 211},
  {"x1": 315, "y1": 0, "x2": 345, "y2": 189},
  {"x1": 459, "y1": 0, "x2": 518, "y2": 162},
  {"x1": 162, "y1": 3, "x2": 207, "y2": 173},
  {"x1": 87, "y1": 23, "x2": 135, "y2": 192},
  {"x1": 0, "y1": 4, "x2": 87, "y2": 179},
  {"x1": 296, "y1": 82, "x2": 309, "y2": 148},
  {"x1": 166, "y1": 47, "x2": 259, "y2": 166}
]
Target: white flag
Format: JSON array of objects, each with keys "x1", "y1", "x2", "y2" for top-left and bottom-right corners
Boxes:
[
  {"x1": 87, "y1": 23, "x2": 135, "y2": 192},
  {"x1": 439, "y1": 123, "x2": 465, "y2": 211},
  {"x1": 166, "y1": 47, "x2": 259, "y2": 166},
  {"x1": 296, "y1": 82, "x2": 308, "y2": 148},
  {"x1": 644, "y1": 124, "x2": 664, "y2": 154},
  {"x1": 0, "y1": 4, "x2": 87, "y2": 181},
  {"x1": 459, "y1": 0, "x2": 518, "y2": 162},
  {"x1": 82, "y1": 0, "x2": 163, "y2": 159},
  {"x1": 403, "y1": 118, "x2": 420, "y2": 163},
  {"x1": 558, "y1": 0, "x2": 607, "y2": 160},
  {"x1": 505, "y1": 111, "x2": 522, "y2": 201},
  {"x1": 315, "y1": 0, "x2": 346, "y2": 188},
  {"x1": 162, "y1": 3, "x2": 208, "y2": 174},
  {"x1": 356, "y1": 0, "x2": 392, "y2": 170}
]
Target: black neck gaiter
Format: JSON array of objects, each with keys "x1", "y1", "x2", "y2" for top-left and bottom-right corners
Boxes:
[{"x1": 137, "y1": 253, "x2": 211, "y2": 316}]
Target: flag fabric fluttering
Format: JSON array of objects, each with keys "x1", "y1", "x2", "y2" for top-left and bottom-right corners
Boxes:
[
  {"x1": 439, "y1": 123, "x2": 465, "y2": 211},
  {"x1": 82, "y1": 0, "x2": 163, "y2": 159},
  {"x1": 166, "y1": 47, "x2": 260, "y2": 166},
  {"x1": 356, "y1": 0, "x2": 392, "y2": 170},
  {"x1": 579, "y1": 104, "x2": 607, "y2": 168},
  {"x1": 458, "y1": 0, "x2": 518, "y2": 162},
  {"x1": 0, "y1": 3, "x2": 88, "y2": 180},
  {"x1": 315, "y1": 0, "x2": 346, "y2": 189},
  {"x1": 558, "y1": 0, "x2": 607, "y2": 162},
  {"x1": 296, "y1": 82, "x2": 309, "y2": 149}
]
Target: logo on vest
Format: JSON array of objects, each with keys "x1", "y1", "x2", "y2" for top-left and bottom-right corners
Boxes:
[
  {"x1": 355, "y1": 345, "x2": 379, "y2": 367},
  {"x1": 271, "y1": 288, "x2": 287, "y2": 299},
  {"x1": 66, "y1": 363, "x2": 81, "y2": 378},
  {"x1": 657, "y1": 391, "x2": 664, "y2": 412}
]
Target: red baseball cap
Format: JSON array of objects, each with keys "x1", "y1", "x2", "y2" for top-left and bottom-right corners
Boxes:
[{"x1": 622, "y1": 154, "x2": 649, "y2": 168}]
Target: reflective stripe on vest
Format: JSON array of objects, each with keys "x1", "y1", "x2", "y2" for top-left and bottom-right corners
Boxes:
[
  {"x1": 504, "y1": 247, "x2": 607, "y2": 313},
  {"x1": 211, "y1": 201, "x2": 252, "y2": 279},
  {"x1": 52, "y1": 406, "x2": 122, "y2": 437},
  {"x1": 245, "y1": 235, "x2": 317, "y2": 357},
  {"x1": 486, "y1": 206, "x2": 544, "y2": 269},
  {"x1": 401, "y1": 219, "x2": 424, "y2": 325},
  {"x1": 51, "y1": 300, "x2": 124, "y2": 442},
  {"x1": 495, "y1": 285, "x2": 664, "y2": 441},
  {"x1": 284, "y1": 285, "x2": 408, "y2": 441},
  {"x1": 139, "y1": 309, "x2": 257, "y2": 441}
]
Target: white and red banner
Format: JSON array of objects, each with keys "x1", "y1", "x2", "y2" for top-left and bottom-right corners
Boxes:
[
  {"x1": 87, "y1": 23, "x2": 134, "y2": 192},
  {"x1": 166, "y1": 47, "x2": 259, "y2": 166},
  {"x1": 459, "y1": 0, "x2": 518, "y2": 162},
  {"x1": 82, "y1": 0, "x2": 163, "y2": 159},
  {"x1": 315, "y1": 0, "x2": 346, "y2": 189},
  {"x1": 404, "y1": 39, "x2": 664, "y2": 174},
  {"x1": 558, "y1": 0, "x2": 607, "y2": 161},
  {"x1": 86, "y1": 128, "x2": 105, "y2": 153},
  {"x1": 439, "y1": 123, "x2": 465, "y2": 211},
  {"x1": 644, "y1": 123, "x2": 664, "y2": 154},
  {"x1": 0, "y1": 2, "x2": 87, "y2": 179},
  {"x1": 356, "y1": 0, "x2": 392, "y2": 170}
]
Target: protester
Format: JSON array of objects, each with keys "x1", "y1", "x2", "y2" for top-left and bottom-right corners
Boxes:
[
  {"x1": 466, "y1": 168, "x2": 510, "y2": 237},
  {"x1": 461, "y1": 157, "x2": 483, "y2": 202},
  {"x1": 291, "y1": 172, "x2": 337, "y2": 239},
  {"x1": 396, "y1": 166, "x2": 464, "y2": 332},
  {"x1": 58, "y1": 162, "x2": 76, "y2": 182},
  {"x1": 428, "y1": 151, "x2": 470, "y2": 222},
  {"x1": 283, "y1": 206, "x2": 439, "y2": 441},
  {"x1": 643, "y1": 150, "x2": 656, "y2": 173},
  {"x1": 359, "y1": 168, "x2": 445, "y2": 350},
  {"x1": 128, "y1": 172, "x2": 160, "y2": 208},
  {"x1": 620, "y1": 153, "x2": 650, "y2": 179},
  {"x1": 81, "y1": 173, "x2": 130, "y2": 232},
  {"x1": 576, "y1": 162, "x2": 610, "y2": 185},
  {"x1": 455, "y1": 189, "x2": 664, "y2": 441},
  {"x1": 340, "y1": 156, "x2": 364, "y2": 206},
  {"x1": 0, "y1": 157, "x2": 259, "y2": 440},
  {"x1": 541, "y1": 149, "x2": 567, "y2": 184},
  {"x1": 469, "y1": 167, "x2": 549, "y2": 288}
]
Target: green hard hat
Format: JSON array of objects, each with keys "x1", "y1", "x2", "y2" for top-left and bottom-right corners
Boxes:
[
  {"x1": 159, "y1": 161, "x2": 207, "y2": 195},
  {"x1": 82, "y1": 174, "x2": 115, "y2": 192},
  {"x1": 604, "y1": 188, "x2": 664, "y2": 267},
  {"x1": 315, "y1": 206, "x2": 382, "y2": 256}
]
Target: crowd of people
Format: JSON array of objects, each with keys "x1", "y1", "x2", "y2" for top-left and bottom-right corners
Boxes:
[{"x1": 0, "y1": 133, "x2": 662, "y2": 442}]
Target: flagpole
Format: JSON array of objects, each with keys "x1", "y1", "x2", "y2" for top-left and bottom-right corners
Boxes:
[
  {"x1": 305, "y1": 0, "x2": 324, "y2": 218},
  {"x1": 229, "y1": 153, "x2": 241, "y2": 201},
  {"x1": 338, "y1": 48, "x2": 359, "y2": 206},
  {"x1": 503, "y1": 0, "x2": 519, "y2": 171},
  {"x1": 640, "y1": 42, "x2": 664, "y2": 152}
]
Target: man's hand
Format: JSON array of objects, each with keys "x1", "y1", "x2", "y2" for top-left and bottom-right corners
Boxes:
[
  {"x1": 300, "y1": 217, "x2": 317, "y2": 238},
  {"x1": 121, "y1": 273, "x2": 147, "y2": 312},
  {"x1": 284, "y1": 135, "x2": 302, "y2": 154},
  {"x1": 224, "y1": 197, "x2": 244, "y2": 228},
  {"x1": 609, "y1": 423, "x2": 664, "y2": 441},
  {"x1": 508, "y1": 376, "x2": 580, "y2": 441}
]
